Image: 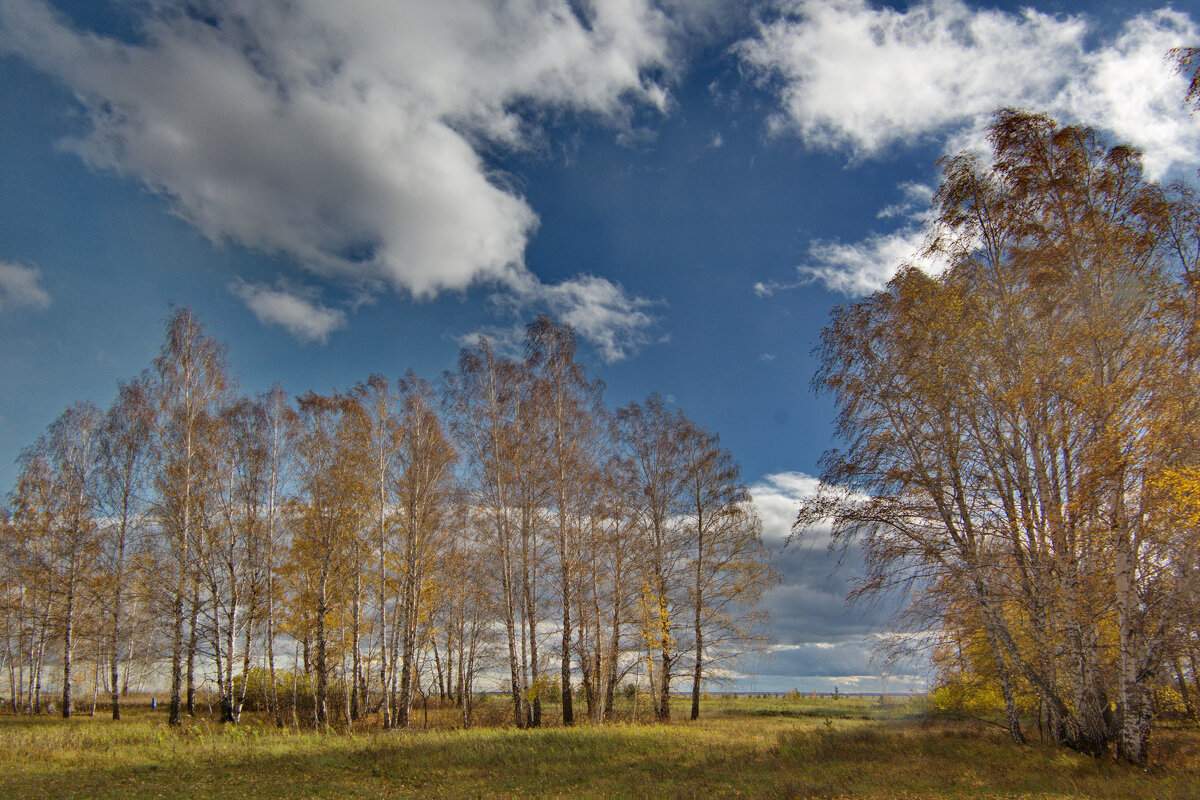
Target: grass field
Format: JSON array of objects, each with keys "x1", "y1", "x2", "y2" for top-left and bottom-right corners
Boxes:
[{"x1": 2, "y1": 694, "x2": 1198, "y2": 798}]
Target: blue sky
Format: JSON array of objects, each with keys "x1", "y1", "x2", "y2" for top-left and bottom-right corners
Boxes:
[{"x1": 1, "y1": 0, "x2": 1198, "y2": 693}]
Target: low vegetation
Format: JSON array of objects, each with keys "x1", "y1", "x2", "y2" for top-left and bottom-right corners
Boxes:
[{"x1": 1, "y1": 694, "x2": 1198, "y2": 799}]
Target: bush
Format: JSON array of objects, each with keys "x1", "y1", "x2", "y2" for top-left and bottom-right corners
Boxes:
[
  {"x1": 1152, "y1": 683, "x2": 1192, "y2": 720},
  {"x1": 526, "y1": 676, "x2": 560, "y2": 704},
  {"x1": 928, "y1": 680, "x2": 1004, "y2": 717},
  {"x1": 235, "y1": 667, "x2": 321, "y2": 722}
]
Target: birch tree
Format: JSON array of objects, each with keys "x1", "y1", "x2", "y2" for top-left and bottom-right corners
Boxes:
[
  {"x1": 258, "y1": 384, "x2": 295, "y2": 726},
  {"x1": 616, "y1": 395, "x2": 689, "y2": 721},
  {"x1": 204, "y1": 397, "x2": 271, "y2": 723},
  {"x1": 446, "y1": 340, "x2": 530, "y2": 726},
  {"x1": 153, "y1": 307, "x2": 228, "y2": 725},
  {"x1": 42, "y1": 403, "x2": 104, "y2": 718},
  {"x1": 525, "y1": 315, "x2": 602, "y2": 726},
  {"x1": 393, "y1": 372, "x2": 457, "y2": 728},
  {"x1": 348, "y1": 375, "x2": 399, "y2": 727},
  {"x1": 680, "y1": 424, "x2": 774, "y2": 720},
  {"x1": 293, "y1": 391, "x2": 368, "y2": 731},
  {"x1": 95, "y1": 378, "x2": 155, "y2": 720},
  {"x1": 799, "y1": 110, "x2": 1200, "y2": 763},
  {"x1": 6, "y1": 444, "x2": 57, "y2": 714}
]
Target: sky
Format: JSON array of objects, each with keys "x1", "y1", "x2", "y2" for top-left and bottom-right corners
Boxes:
[{"x1": 1, "y1": 0, "x2": 1198, "y2": 694}]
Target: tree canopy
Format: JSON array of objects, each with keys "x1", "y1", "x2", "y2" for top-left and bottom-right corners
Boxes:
[{"x1": 797, "y1": 109, "x2": 1200, "y2": 765}]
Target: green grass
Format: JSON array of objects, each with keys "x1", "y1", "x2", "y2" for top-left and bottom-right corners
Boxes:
[{"x1": 1, "y1": 695, "x2": 1198, "y2": 798}]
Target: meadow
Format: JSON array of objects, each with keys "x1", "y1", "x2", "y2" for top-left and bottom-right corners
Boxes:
[{"x1": 1, "y1": 694, "x2": 1198, "y2": 799}]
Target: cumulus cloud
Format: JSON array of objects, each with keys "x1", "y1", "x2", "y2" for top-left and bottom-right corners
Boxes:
[
  {"x1": 742, "y1": 2, "x2": 1200, "y2": 299},
  {"x1": 739, "y1": 1, "x2": 1200, "y2": 178},
  {"x1": 229, "y1": 280, "x2": 346, "y2": 343},
  {"x1": 1064, "y1": 11, "x2": 1200, "y2": 178},
  {"x1": 740, "y1": 0, "x2": 1085, "y2": 155},
  {"x1": 0, "y1": 261, "x2": 51, "y2": 313},
  {"x1": 751, "y1": 471, "x2": 820, "y2": 539},
  {"x1": 0, "y1": 0, "x2": 675, "y2": 351}
]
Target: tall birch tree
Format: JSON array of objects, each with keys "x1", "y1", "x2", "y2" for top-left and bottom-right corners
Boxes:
[
  {"x1": 153, "y1": 307, "x2": 228, "y2": 726},
  {"x1": 96, "y1": 378, "x2": 155, "y2": 720}
]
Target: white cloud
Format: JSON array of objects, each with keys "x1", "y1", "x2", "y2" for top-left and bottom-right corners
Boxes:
[
  {"x1": 799, "y1": 225, "x2": 945, "y2": 296},
  {"x1": 0, "y1": 261, "x2": 51, "y2": 313},
  {"x1": 747, "y1": 470, "x2": 933, "y2": 687},
  {"x1": 453, "y1": 323, "x2": 526, "y2": 361},
  {"x1": 757, "y1": 182, "x2": 947, "y2": 297},
  {"x1": 461, "y1": 272, "x2": 658, "y2": 364},
  {"x1": 748, "y1": 471, "x2": 936, "y2": 689},
  {"x1": 229, "y1": 280, "x2": 346, "y2": 343},
  {"x1": 525, "y1": 274, "x2": 657, "y2": 364},
  {"x1": 875, "y1": 182, "x2": 933, "y2": 221},
  {"x1": 749, "y1": 470, "x2": 822, "y2": 544},
  {"x1": 1066, "y1": 12, "x2": 1200, "y2": 178},
  {"x1": 749, "y1": 2, "x2": 1200, "y2": 300},
  {"x1": 0, "y1": 0, "x2": 675, "y2": 350},
  {"x1": 739, "y1": 1, "x2": 1200, "y2": 178},
  {"x1": 749, "y1": 469, "x2": 875, "y2": 548}
]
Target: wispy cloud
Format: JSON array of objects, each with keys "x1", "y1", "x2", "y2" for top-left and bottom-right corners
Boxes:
[
  {"x1": 797, "y1": 225, "x2": 945, "y2": 296},
  {"x1": 452, "y1": 323, "x2": 526, "y2": 362},
  {"x1": 469, "y1": 272, "x2": 660, "y2": 364},
  {"x1": 875, "y1": 182, "x2": 933, "y2": 221},
  {"x1": 756, "y1": 182, "x2": 945, "y2": 298},
  {"x1": 739, "y1": 1, "x2": 1200, "y2": 179},
  {"x1": 229, "y1": 280, "x2": 346, "y2": 344},
  {"x1": 753, "y1": 281, "x2": 780, "y2": 298},
  {"x1": 526, "y1": 274, "x2": 658, "y2": 364},
  {"x1": 0, "y1": 261, "x2": 50, "y2": 314}
]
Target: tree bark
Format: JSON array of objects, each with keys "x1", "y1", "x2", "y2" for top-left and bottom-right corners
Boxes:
[
  {"x1": 61, "y1": 577, "x2": 74, "y2": 719},
  {"x1": 186, "y1": 578, "x2": 199, "y2": 716},
  {"x1": 315, "y1": 566, "x2": 330, "y2": 732}
]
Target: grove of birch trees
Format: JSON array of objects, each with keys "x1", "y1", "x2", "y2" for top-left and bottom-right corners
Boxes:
[
  {"x1": 0, "y1": 310, "x2": 773, "y2": 731},
  {"x1": 796, "y1": 109, "x2": 1200, "y2": 765}
]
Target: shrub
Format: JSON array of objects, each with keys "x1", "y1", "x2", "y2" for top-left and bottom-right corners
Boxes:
[{"x1": 928, "y1": 680, "x2": 1004, "y2": 717}]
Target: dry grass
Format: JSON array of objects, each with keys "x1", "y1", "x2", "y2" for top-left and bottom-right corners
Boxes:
[{"x1": 0, "y1": 694, "x2": 1197, "y2": 798}]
